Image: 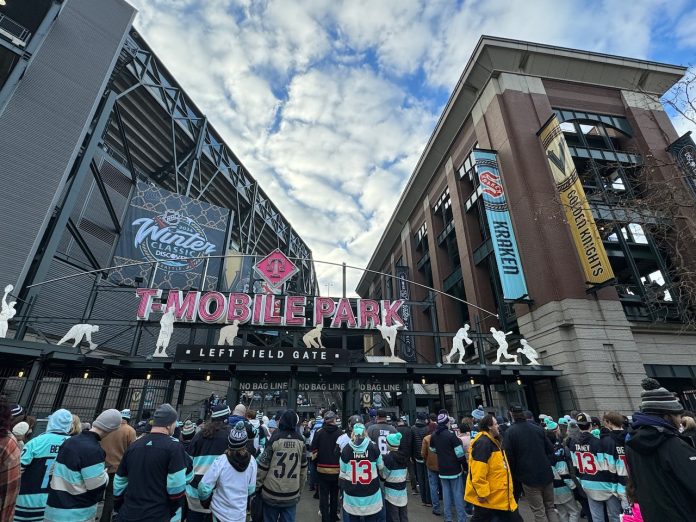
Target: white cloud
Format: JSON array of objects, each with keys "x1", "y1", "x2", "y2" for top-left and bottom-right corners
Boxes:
[{"x1": 125, "y1": 0, "x2": 693, "y2": 295}]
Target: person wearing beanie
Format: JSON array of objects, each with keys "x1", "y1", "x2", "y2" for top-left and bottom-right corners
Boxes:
[
  {"x1": 186, "y1": 403, "x2": 233, "y2": 519},
  {"x1": 10, "y1": 403, "x2": 36, "y2": 442},
  {"x1": 197, "y1": 421, "x2": 257, "y2": 522},
  {"x1": 544, "y1": 419, "x2": 581, "y2": 522},
  {"x1": 339, "y1": 422, "x2": 384, "y2": 520},
  {"x1": 11, "y1": 422, "x2": 28, "y2": 450},
  {"x1": 180, "y1": 420, "x2": 196, "y2": 450},
  {"x1": 502, "y1": 404, "x2": 557, "y2": 522},
  {"x1": 311, "y1": 410, "x2": 344, "y2": 522},
  {"x1": 429, "y1": 411, "x2": 467, "y2": 522},
  {"x1": 113, "y1": 404, "x2": 188, "y2": 522},
  {"x1": 411, "y1": 410, "x2": 431, "y2": 507},
  {"x1": 256, "y1": 409, "x2": 308, "y2": 520},
  {"x1": 567, "y1": 412, "x2": 619, "y2": 521},
  {"x1": 99, "y1": 406, "x2": 136, "y2": 522},
  {"x1": 626, "y1": 378, "x2": 696, "y2": 521},
  {"x1": 13, "y1": 409, "x2": 72, "y2": 522},
  {"x1": 379, "y1": 432, "x2": 409, "y2": 522},
  {"x1": 45, "y1": 409, "x2": 120, "y2": 521}
]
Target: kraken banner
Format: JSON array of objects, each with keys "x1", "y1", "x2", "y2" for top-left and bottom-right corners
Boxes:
[
  {"x1": 472, "y1": 149, "x2": 529, "y2": 300},
  {"x1": 395, "y1": 265, "x2": 416, "y2": 362},
  {"x1": 538, "y1": 115, "x2": 614, "y2": 285},
  {"x1": 666, "y1": 132, "x2": 696, "y2": 199},
  {"x1": 110, "y1": 180, "x2": 230, "y2": 289}
]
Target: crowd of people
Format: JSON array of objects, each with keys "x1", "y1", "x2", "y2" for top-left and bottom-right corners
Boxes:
[{"x1": 0, "y1": 376, "x2": 694, "y2": 521}]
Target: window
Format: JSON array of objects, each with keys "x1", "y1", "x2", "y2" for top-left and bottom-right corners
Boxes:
[{"x1": 415, "y1": 222, "x2": 428, "y2": 252}]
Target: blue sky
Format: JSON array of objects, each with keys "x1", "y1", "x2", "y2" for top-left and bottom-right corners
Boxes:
[{"x1": 127, "y1": 0, "x2": 696, "y2": 294}]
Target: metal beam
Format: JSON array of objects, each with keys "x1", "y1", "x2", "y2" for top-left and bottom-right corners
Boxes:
[
  {"x1": 90, "y1": 159, "x2": 121, "y2": 233},
  {"x1": 185, "y1": 118, "x2": 208, "y2": 197},
  {"x1": 66, "y1": 218, "x2": 101, "y2": 271}
]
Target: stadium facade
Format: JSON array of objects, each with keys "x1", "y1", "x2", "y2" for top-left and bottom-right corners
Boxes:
[{"x1": 358, "y1": 36, "x2": 696, "y2": 415}]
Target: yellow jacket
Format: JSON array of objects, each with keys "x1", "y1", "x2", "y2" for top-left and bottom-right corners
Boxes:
[{"x1": 464, "y1": 431, "x2": 517, "y2": 512}]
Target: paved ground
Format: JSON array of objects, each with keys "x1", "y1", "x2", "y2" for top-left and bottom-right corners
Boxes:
[{"x1": 297, "y1": 485, "x2": 535, "y2": 521}]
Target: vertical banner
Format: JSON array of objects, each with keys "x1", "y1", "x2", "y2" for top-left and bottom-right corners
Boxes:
[
  {"x1": 472, "y1": 149, "x2": 529, "y2": 300},
  {"x1": 666, "y1": 132, "x2": 696, "y2": 199},
  {"x1": 223, "y1": 251, "x2": 255, "y2": 292},
  {"x1": 538, "y1": 115, "x2": 615, "y2": 286},
  {"x1": 395, "y1": 265, "x2": 416, "y2": 362},
  {"x1": 110, "y1": 180, "x2": 230, "y2": 289}
]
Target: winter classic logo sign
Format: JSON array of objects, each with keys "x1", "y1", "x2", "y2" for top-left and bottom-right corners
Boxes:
[{"x1": 132, "y1": 209, "x2": 217, "y2": 272}]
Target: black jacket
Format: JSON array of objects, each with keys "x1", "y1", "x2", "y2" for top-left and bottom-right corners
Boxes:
[
  {"x1": 311, "y1": 423, "x2": 343, "y2": 479},
  {"x1": 429, "y1": 426, "x2": 467, "y2": 478},
  {"x1": 396, "y1": 425, "x2": 413, "y2": 461},
  {"x1": 411, "y1": 421, "x2": 429, "y2": 461},
  {"x1": 503, "y1": 419, "x2": 553, "y2": 487},
  {"x1": 626, "y1": 412, "x2": 696, "y2": 522}
]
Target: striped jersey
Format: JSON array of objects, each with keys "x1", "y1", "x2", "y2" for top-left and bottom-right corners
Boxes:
[
  {"x1": 339, "y1": 437, "x2": 383, "y2": 516},
  {"x1": 570, "y1": 431, "x2": 616, "y2": 501},
  {"x1": 550, "y1": 442, "x2": 575, "y2": 504},
  {"x1": 113, "y1": 433, "x2": 189, "y2": 522},
  {"x1": 185, "y1": 424, "x2": 231, "y2": 513},
  {"x1": 45, "y1": 430, "x2": 109, "y2": 522},
  {"x1": 14, "y1": 431, "x2": 70, "y2": 522},
  {"x1": 379, "y1": 450, "x2": 409, "y2": 507}
]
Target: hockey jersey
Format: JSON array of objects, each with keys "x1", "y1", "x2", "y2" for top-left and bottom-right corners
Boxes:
[
  {"x1": 14, "y1": 431, "x2": 70, "y2": 521},
  {"x1": 339, "y1": 437, "x2": 383, "y2": 516},
  {"x1": 570, "y1": 431, "x2": 616, "y2": 501}
]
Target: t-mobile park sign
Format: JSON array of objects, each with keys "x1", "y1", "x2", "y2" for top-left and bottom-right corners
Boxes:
[{"x1": 135, "y1": 288, "x2": 406, "y2": 328}]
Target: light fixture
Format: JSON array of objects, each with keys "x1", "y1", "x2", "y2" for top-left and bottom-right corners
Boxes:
[
  {"x1": 470, "y1": 377, "x2": 475, "y2": 386},
  {"x1": 206, "y1": 373, "x2": 211, "y2": 381},
  {"x1": 421, "y1": 376, "x2": 426, "y2": 385},
  {"x1": 516, "y1": 377, "x2": 522, "y2": 386},
  {"x1": 17, "y1": 370, "x2": 24, "y2": 378},
  {"x1": 146, "y1": 372, "x2": 151, "y2": 380},
  {"x1": 83, "y1": 371, "x2": 89, "y2": 379}
]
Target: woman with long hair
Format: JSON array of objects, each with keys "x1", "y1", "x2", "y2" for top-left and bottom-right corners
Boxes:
[
  {"x1": 197, "y1": 421, "x2": 257, "y2": 522},
  {"x1": 69, "y1": 413, "x2": 82, "y2": 435},
  {"x1": 0, "y1": 397, "x2": 21, "y2": 520},
  {"x1": 186, "y1": 403, "x2": 232, "y2": 521}
]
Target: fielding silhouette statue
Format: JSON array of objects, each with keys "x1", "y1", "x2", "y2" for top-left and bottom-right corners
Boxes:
[
  {"x1": 0, "y1": 284, "x2": 17, "y2": 339},
  {"x1": 518, "y1": 339, "x2": 541, "y2": 365},
  {"x1": 57, "y1": 324, "x2": 99, "y2": 351},
  {"x1": 375, "y1": 309, "x2": 403, "y2": 359},
  {"x1": 445, "y1": 324, "x2": 473, "y2": 364},
  {"x1": 217, "y1": 320, "x2": 240, "y2": 346},
  {"x1": 491, "y1": 327, "x2": 518, "y2": 365},
  {"x1": 303, "y1": 324, "x2": 324, "y2": 348},
  {"x1": 154, "y1": 307, "x2": 175, "y2": 357}
]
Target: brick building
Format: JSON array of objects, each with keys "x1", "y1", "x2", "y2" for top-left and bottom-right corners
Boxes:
[{"x1": 357, "y1": 36, "x2": 695, "y2": 415}]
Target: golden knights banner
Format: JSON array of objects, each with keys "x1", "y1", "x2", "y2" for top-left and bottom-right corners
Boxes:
[{"x1": 538, "y1": 115, "x2": 614, "y2": 285}]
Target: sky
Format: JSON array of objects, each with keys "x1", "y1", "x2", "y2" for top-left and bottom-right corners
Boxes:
[{"x1": 126, "y1": 0, "x2": 696, "y2": 296}]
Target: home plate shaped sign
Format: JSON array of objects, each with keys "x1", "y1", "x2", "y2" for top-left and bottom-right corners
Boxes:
[{"x1": 254, "y1": 249, "x2": 299, "y2": 289}]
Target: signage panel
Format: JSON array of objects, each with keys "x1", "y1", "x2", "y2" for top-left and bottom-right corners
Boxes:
[
  {"x1": 538, "y1": 115, "x2": 615, "y2": 285},
  {"x1": 472, "y1": 149, "x2": 529, "y2": 300},
  {"x1": 667, "y1": 132, "x2": 696, "y2": 199},
  {"x1": 395, "y1": 266, "x2": 416, "y2": 361},
  {"x1": 175, "y1": 344, "x2": 350, "y2": 364}
]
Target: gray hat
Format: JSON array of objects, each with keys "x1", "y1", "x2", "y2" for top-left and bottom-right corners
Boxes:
[
  {"x1": 153, "y1": 403, "x2": 178, "y2": 427},
  {"x1": 639, "y1": 378, "x2": 684, "y2": 414},
  {"x1": 324, "y1": 411, "x2": 337, "y2": 423},
  {"x1": 93, "y1": 409, "x2": 122, "y2": 433}
]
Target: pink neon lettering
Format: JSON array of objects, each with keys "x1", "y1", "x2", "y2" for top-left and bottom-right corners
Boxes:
[
  {"x1": 313, "y1": 297, "x2": 336, "y2": 326},
  {"x1": 227, "y1": 293, "x2": 251, "y2": 324},
  {"x1": 381, "y1": 299, "x2": 405, "y2": 327},
  {"x1": 135, "y1": 288, "x2": 162, "y2": 320},
  {"x1": 252, "y1": 294, "x2": 265, "y2": 325},
  {"x1": 331, "y1": 298, "x2": 357, "y2": 328},
  {"x1": 358, "y1": 299, "x2": 380, "y2": 328},
  {"x1": 166, "y1": 290, "x2": 200, "y2": 322},
  {"x1": 263, "y1": 295, "x2": 282, "y2": 325},
  {"x1": 284, "y1": 296, "x2": 307, "y2": 326},
  {"x1": 198, "y1": 292, "x2": 227, "y2": 323}
]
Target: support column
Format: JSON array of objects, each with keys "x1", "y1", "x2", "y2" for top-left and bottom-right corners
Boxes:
[
  {"x1": 18, "y1": 359, "x2": 43, "y2": 412},
  {"x1": 176, "y1": 379, "x2": 188, "y2": 412},
  {"x1": 483, "y1": 383, "x2": 494, "y2": 408},
  {"x1": 115, "y1": 377, "x2": 131, "y2": 411},
  {"x1": 403, "y1": 379, "x2": 417, "y2": 424},
  {"x1": 51, "y1": 371, "x2": 72, "y2": 412},
  {"x1": 226, "y1": 375, "x2": 240, "y2": 408},
  {"x1": 165, "y1": 377, "x2": 177, "y2": 405},
  {"x1": 287, "y1": 374, "x2": 298, "y2": 412},
  {"x1": 438, "y1": 382, "x2": 446, "y2": 411},
  {"x1": 94, "y1": 372, "x2": 112, "y2": 418}
]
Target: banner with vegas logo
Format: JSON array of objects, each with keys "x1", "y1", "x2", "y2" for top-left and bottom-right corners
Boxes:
[
  {"x1": 473, "y1": 149, "x2": 529, "y2": 300},
  {"x1": 109, "y1": 180, "x2": 230, "y2": 290}
]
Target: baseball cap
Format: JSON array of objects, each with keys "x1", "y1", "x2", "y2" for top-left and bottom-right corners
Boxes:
[{"x1": 576, "y1": 412, "x2": 592, "y2": 426}]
